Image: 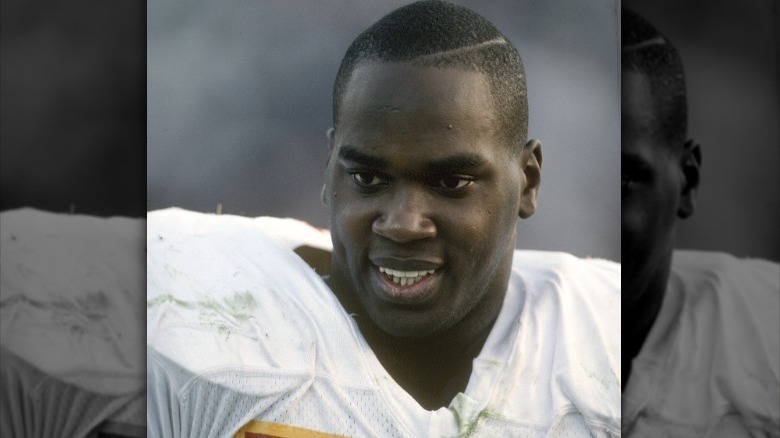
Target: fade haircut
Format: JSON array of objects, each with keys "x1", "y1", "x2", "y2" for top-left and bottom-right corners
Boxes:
[
  {"x1": 333, "y1": 0, "x2": 528, "y2": 151},
  {"x1": 622, "y1": 8, "x2": 688, "y2": 147}
]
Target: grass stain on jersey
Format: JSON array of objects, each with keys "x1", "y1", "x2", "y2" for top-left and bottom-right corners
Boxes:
[{"x1": 149, "y1": 290, "x2": 260, "y2": 336}]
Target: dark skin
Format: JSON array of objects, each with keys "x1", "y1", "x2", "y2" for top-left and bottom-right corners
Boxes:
[
  {"x1": 322, "y1": 62, "x2": 541, "y2": 409},
  {"x1": 621, "y1": 70, "x2": 701, "y2": 389}
]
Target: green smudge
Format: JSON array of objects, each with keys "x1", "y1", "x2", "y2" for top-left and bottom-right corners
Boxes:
[
  {"x1": 147, "y1": 293, "x2": 194, "y2": 309},
  {"x1": 150, "y1": 290, "x2": 260, "y2": 334}
]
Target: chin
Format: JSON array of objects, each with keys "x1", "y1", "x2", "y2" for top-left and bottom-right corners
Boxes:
[{"x1": 368, "y1": 309, "x2": 446, "y2": 339}]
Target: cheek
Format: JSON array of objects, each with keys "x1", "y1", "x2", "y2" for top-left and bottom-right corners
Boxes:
[
  {"x1": 477, "y1": 188, "x2": 520, "y2": 234},
  {"x1": 328, "y1": 188, "x2": 375, "y2": 254},
  {"x1": 621, "y1": 199, "x2": 649, "y2": 249},
  {"x1": 446, "y1": 198, "x2": 517, "y2": 263},
  {"x1": 622, "y1": 186, "x2": 678, "y2": 255}
]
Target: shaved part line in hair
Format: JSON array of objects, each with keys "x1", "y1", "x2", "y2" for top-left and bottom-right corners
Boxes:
[
  {"x1": 622, "y1": 36, "x2": 668, "y2": 53},
  {"x1": 413, "y1": 37, "x2": 510, "y2": 62}
]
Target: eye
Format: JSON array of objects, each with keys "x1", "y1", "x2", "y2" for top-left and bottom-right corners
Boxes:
[
  {"x1": 437, "y1": 175, "x2": 473, "y2": 191},
  {"x1": 351, "y1": 171, "x2": 387, "y2": 188},
  {"x1": 621, "y1": 173, "x2": 645, "y2": 194}
]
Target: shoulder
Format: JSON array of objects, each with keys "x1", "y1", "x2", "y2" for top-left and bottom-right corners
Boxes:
[
  {"x1": 671, "y1": 250, "x2": 779, "y2": 296},
  {"x1": 673, "y1": 251, "x2": 780, "y2": 364},
  {"x1": 1, "y1": 209, "x2": 146, "y2": 436},
  {"x1": 631, "y1": 250, "x2": 780, "y2": 434},
  {"x1": 1, "y1": 208, "x2": 145, "y2": 387},
  {"x1": 511, "y1": 250, "x2": 621, "y2": 319},
  {"x1": 669, "y1": 250, "x2": 779, "y2": 356},
  {"x1": 147, "y1": 209, "x2": 352, "y2": 377},
  {"x1": 148, "y1": 207, "x2": 331, "y2": 253},
  {"x1": 512, "y1": 250, "x2": 620, "y2": 286},
  {"x1": 494, "y1": 250, "x2": 621, "y2": 435}
]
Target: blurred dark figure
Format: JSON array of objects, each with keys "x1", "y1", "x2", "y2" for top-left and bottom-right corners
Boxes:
[
  {"x1": 622, "y1": 8, "x2": 779, "y2": 437},
  {"x1": 0, "y1": 0, "x2": 145, "y2": 217},
  {"x1": 1, "y1": 209, "x2": 146, "y2": 437}
]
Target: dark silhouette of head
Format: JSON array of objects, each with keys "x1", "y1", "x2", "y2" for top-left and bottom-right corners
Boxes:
[
  {"x1": 621, "y1": 8, "x2": 702, "y2": 387},
  {"x1": 622, "y1": 8, "x2": 688, "y2": 148}
]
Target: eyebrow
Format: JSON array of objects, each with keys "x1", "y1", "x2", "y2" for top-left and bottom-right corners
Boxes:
[
  {"x1": 621, "y1": 152, "x2": 653, "y2": 173},
  {"x1": 424, "y1": 154, "x2": 485, "y2": 173},
  {"x1": 338, "y1": 146, "x2": 388, "y2": 169},
  {"x1": 338, "y1": 145, "x2": 486, "y2": 173}
]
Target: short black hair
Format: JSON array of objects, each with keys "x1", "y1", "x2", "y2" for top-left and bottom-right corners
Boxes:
[
  {"x1": 622, "y1": 8, "x2": 687, "y2": 146},
  {"x1": 333, "y1": 0, "x2": 528, "y2": 150}
]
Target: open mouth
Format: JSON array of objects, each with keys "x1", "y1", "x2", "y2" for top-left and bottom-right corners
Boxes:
[{"x1": 378, "y1": 266, "x2": 435, "y2": 287}]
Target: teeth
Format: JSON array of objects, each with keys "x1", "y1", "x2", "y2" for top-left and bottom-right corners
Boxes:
[{"x1": 379, "y1": 266, "x2": 436, "y2": 286}]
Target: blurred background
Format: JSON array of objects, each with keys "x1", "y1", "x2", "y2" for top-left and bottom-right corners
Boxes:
[
  {"x1": 146, "y1": 0, "x2": 621, "y2": 262},
  {"x1": 1, "y1": 0, "x2": 145, "y2": 217},
  {"x1": 6, "y1": 1, "x2": 774, "y2": 263},
  {"x1": 626, "y1": 0, "x2": 779, "y2": 261}
]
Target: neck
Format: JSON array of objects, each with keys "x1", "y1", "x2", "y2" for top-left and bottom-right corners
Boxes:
[
  {"x1": 360, "y1": 307, "x2": 499, "y2": 410},
  {"x1": 324, "y1": 273, "x2": 503, "y2": 409},
  {"x1": 622, "y1": 253, "x2": 671, "y2": 390}
]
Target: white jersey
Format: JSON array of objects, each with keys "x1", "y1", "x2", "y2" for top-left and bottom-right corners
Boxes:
[
  {"x1": 622, "y1": 251, "x2": 780, "y2": 437},
  {"x1": 147, "y1": 208, "x2": 620, "y2": 437},
  {"x1": 0, "y1": 208, "x2": 146, "y2": 437}
]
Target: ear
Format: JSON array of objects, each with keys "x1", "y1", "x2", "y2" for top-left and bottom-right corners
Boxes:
[
  {"x1": 518, "y1": 139, "x2": 542, "y2": 219},
  {"x1": 327, "y1": 127, "x2": 336, "y2": 153},
  {"x1": 322, "y1": 128, "x2": 337, "y2": 206},
  {"x1": 677, "y1": 138, "x2": 702, "y2": 219},
  {"x1": 325, "y1": 127, "x2": 337, "y2": 167}
]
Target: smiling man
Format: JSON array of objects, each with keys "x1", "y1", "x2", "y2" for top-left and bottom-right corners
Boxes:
[
  {"x1": 147, "y1": 1, "x2": 620, "y2": 437},
  {"x1": 323, "y1": 60, "x2": 537, "y2": 409}
]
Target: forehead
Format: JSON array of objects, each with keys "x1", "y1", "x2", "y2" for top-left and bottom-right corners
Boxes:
[
  {"x1": 621, "y1": 70, "x2": 658, "y2": 138},
  {"x1": 335, "y1": 63, "x2": 506, "y2": 165},
  {"x1": 622, "y1": 70, "x2": 680, "y2": 159},
  {"x1": 338, "y1": 62, "x2": 498, "y2": 134}
]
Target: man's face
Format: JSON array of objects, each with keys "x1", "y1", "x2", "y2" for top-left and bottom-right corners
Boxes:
[
  {"x1": 325, "y1": 62, "x2": 531, "y2": 339},
  {"x1": 621, "y1": 70, "x2": 684, "y2": 308}
]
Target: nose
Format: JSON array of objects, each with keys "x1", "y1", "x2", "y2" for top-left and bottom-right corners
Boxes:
[{"x1": 372, "y1": 186, "x2": 436, "y2": 243}]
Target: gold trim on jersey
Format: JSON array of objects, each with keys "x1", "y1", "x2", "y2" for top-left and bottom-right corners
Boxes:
[{"x1": 233, "y1": 420, "x2": 349, "y2": 438}]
